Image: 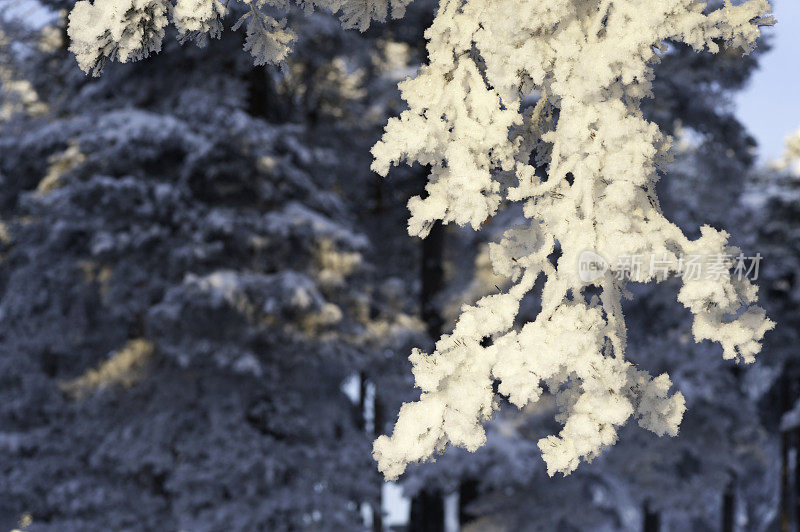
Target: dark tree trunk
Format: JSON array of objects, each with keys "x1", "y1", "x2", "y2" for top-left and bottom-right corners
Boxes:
[
  {"x1": 358, "y1": 371, "x2": 368, "y2": 431},
  {"x1": 408, "y1": 220, "x2": 445, "y2": 532},
  {"x1": 781, "y1": 374, "x2": 791, "y2": 532},
  {"x1": 373, "y1": 392, "x2": 384, "y2": 532},
  {"x1": 795, "y1": 427, "x2": 800, "y2": 531},
  {"x1": 794, "y1": 396, "x2": 800, "y2": 532},
  {"x1": 723, "y1": 368, "x2": 740, "y2": 532},
  {"x1": 409, "y1": 490, "x2": 445, "y2": 532},
  {"x1": 722, "y1": 480, "x2": 735, "y2": 532},
  {"x1": 459, "y1": 478, "x2": 479, "y2": 526},
  {"x1": 421, "y1": 221, "x2": 445, "y2": 339},
  {"x1": 643, "y1": 501, "x2": 660, "y2": 532},
  {"x1": 246, "y1": 65, "x2": 289, "y2": 123},
  {"x1": 792, "y1": 370, "x2": 800, "y2": 531},
  {"x1": 357, "y1": 372, "x2": 384, "y2": 532}
]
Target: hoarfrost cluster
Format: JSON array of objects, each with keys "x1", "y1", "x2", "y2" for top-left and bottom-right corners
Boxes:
[
  {"x1": 370, "y1": 0, "x2": 774, "y2": 479},
  {"x1": 67, "y1": 0, "x2": 412, "y2": 74},
  {"x1": 65, "y1": 0, "x2": 776, "y2": 480},
  {"x1": 771, "y1": 126, "x2": 800, "y2": 177}
]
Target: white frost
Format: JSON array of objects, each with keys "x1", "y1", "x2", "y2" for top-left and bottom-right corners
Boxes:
[{"x1": 372, "y1": 0, "x2": 774, "y2": 479}]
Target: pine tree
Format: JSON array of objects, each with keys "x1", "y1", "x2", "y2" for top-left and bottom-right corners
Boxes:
[
  {"x1": 0, "y1": 6, "x2": 418, "y2": 528},
  {"x1": 746, "y1": 127, "x2": 800, "y2": 531}
]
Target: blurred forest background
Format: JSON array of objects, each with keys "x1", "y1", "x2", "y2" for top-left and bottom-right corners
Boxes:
[{"x1": 0, "y1": 0, "x2": 799, "y2": 530}]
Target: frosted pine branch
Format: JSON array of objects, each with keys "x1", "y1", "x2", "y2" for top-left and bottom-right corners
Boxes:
[
  {"x1": 173, "y1": 0, "x2": 227, "y2": 47},
  {"x1": 68, "y1": 0, "x2": 170, "y2": 76},
  {"x1": 372, "y1": 0, "x2": 775, "y2": 479},
  {"x1": 66, "y1": 0, "x2": 413, "y2": 74}
]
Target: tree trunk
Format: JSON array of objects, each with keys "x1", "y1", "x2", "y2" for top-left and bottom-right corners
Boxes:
[
  {"x1": 408, "y1": 220, "x2": 445, "y2": 532},
  {"x1": 358, "y1": 371, "x2": 368, "y2": 431},
  {"x1": 459, "y1": 478, "x2": 479, "y2": 527},
  {"x1": 643, "y1": 501, "x2": 659, "y2": 532},
  {"x1": 373, "y1": 393, "x2": 384, "y2": 532},
  {"x1": 421, "y1": 221, "x2": 445, "y2": 340},
  {"x1": 722, "y1": 479, "x2": 735, "y2": 532},
  {"x1": 781, "y1": 374, "x2": 791, "y2": 532},
  {"x1": 410, "y1": 490, "x2": 445, "y2": 532},
  {"x1": 357, "y1": 372, "x2": 384, "y2": 532},
  {"x1": 795, "y1": 426, "x2": 800, "y2": 531},
  {"x1": 246, "y1": 65, "x2": 289, "y2": 123}
]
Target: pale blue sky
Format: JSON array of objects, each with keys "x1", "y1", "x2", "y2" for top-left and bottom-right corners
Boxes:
[{"x1": 734, "y1": 0, "x2": 800, "y2": 163}]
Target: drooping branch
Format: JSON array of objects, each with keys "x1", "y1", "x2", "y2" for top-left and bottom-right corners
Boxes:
[{"x1": 371, "y1": 0, "x2": 774, "y2": 479}]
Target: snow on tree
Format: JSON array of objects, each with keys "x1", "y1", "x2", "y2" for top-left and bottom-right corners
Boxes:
[
  {"x1": 605, "y1": 120, "x2": 776, "y2": 528},
  {"x1": 0, "y1": 9, "x2": 426, "y2": 527},
  {"x1": 742, "y1": 126, "x2": 800, "y2": 529},
  {"x1": 370, "y1": 0, "x2": 776, "y2": 480},
  {"x1": 63, "y1": 0, "x2": 777, "y2": 484},
  {"x1": 770, "y1": 127, "x2": 800, "y2": 177},
  {"x1": 408, "y1": 119, "x2": 776, "y2": 527},
  {"x1": 66, "y1": 0, "x2": 413, "y2": 75},
  {"x1": 0, "y1": 111, "x2": 373, "y2": 528},
  {"x1": 452, "y1": 65, "x2": 780, "y2": 520}
]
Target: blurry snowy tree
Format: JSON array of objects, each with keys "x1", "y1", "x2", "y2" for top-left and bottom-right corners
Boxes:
[
  {"x1": 0, "y1": 4, "x2": 426, "y2": 529},
  {"x1": 770, "y1": 128, "x2": 800, "y2": 176},
  {"x1": 744, "y1": 126, "x2": 800, "y2": 532}
]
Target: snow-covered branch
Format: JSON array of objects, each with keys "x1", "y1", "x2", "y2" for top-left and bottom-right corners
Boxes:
[
  {"x1": 66, "y1": 0, "x2": 413, "y2": 75},
  {"x1": 372, "y1": 0, "x2": 774, "y2": 479}
]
